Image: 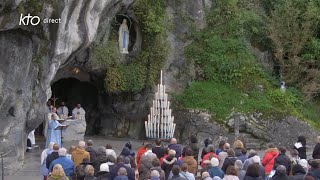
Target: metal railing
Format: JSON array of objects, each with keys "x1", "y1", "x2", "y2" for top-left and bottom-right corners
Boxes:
[{"x1": 1, "y1": 150, "x2": 13, "y2": 180}]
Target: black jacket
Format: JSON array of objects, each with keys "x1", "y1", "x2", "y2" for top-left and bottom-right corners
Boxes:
[
  {"x1": 308, "y1": 168, "x2": 320, "y2": 180},
  {"x1": 85, "y1": 147, "x2": 97, "y2": 162},
  {"x1": 272, "y1": 174, "x2": 290, "y2": 180},
  {"x1": 290, "y1": 172, "x2": 305, "y2": 180},
  {"x1": 92, "y1": 154, "x2": 108, "y2": 176},
  {"x1": 152, "y1": 146, "x2": 167, "y2": 159},
  {"x1": 313, "y1": 143, "x2": 320, "y2": 159},
  {"x1": 274, "y1": 153, "x2": 291, "y2": 175},
  {"x1": 96, "y1": 171, "x2": 109, "y2": 180},
  {"x1": 244, "y1": 176, "x2": 263, "y2": 180},
  {"x1": 46, "y1": 152, "x2": 59, "y2": 169},
  {"x1": 294, "y1": 146, "x2": 306, "y2": 160},
  {"x1": 109, "y1": 163, "x2": 135, "y2": 180},
  {"x1": 222, "y1": 157, "x2": 238, "y2": 173}
]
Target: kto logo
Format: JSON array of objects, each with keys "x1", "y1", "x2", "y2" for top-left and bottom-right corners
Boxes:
[{"x1": 19, "y1": 13, "x2": 40, "y2": 26}]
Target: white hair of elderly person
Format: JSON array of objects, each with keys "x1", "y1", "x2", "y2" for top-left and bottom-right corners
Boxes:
[
  {"x1": 58, "y1": 148, "x2": 67, "y2": 156},
  {"x1": 79, "y1": 141, "x2": 86, "y2": 148}
]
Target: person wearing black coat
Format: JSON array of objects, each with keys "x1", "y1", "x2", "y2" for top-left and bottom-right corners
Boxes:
[
  {"x1": 294, "y1": 136, "x2": 307, "y2": 159},
  {"x1": 312, "y1": 136, "x2": 320, "y2": 159},
  {"x1": 109, "y1": 156, "x2": 135, "y2": 180},
  {"x1": 201, "y1": 138, "x2": 213, "y2": 159},
  {"x1": 274, "y1": 147, "x2": 291, "y2": 175},
  {"x1": 86, "y1": 140, "x2": 97, "y2": 162},
  {"x1": 244, "y1": 164, "x2": 263, "y2": 180},
  {"x1": 46, "y1": 144, "x2": 60, "y2": 169},
  {"x1": 222, "y1": 149, "x2": 238, "y2": 173},
  {"x1": 161, "y1": 151, "x2": 180, "y2": 180},
  {"x1": 290, "y1": 164, "x2": 306, "y2": 180},
  {"x1": 189, "y1": 135, "x2": 199, "y2": 162},
  {"x1": 92, "y1": 147, "x2": 108, "y2": 176}
]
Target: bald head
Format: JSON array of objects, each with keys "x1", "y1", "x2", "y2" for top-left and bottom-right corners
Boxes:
[
  {"x1": 171, "y1": 138, "x2": 177, "y2": 144},
  {"x1": 79, "y1": 141, "x2": 85, "y2": 148}
]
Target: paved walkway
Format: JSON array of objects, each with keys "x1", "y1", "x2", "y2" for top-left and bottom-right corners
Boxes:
[{"x1": 4, "y1": 136, "x2": 147, "y2": 179}]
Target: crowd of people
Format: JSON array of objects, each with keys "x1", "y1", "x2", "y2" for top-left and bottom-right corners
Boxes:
[{"x1": 40, "y1": 135, "x2": 320, "y2": 180}]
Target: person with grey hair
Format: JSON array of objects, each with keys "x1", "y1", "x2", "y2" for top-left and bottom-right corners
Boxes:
[
  {"x1": 168, "y1": 138, "x2": 182, "y2": 158},
  {"x1": 92, "y1": 146, "x2": 108, "y2": 176},
  {"x1": 49, "y1": 148, "x2": 74, "y2": 179},
  {"x1": 235, "y1": 160, "x2": 246, "y2": 180},
  {"x1": 72, "y1": 141, "x2": 90, "y2": 167},
  {"x1": 208, "y1": 157, "x2": 225, "y2": 179},
  {"x1": 114, "y1": 167, "x2": 128, "y2": 180},
  {"x1": 271, "y1": 165, "x2": 289, "y2": 180}
]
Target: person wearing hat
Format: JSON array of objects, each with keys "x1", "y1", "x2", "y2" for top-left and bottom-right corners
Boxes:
[
  {"x1": 96, "y1": 163, "x2": 109, "y2": 180},
  {"x1": 208, "y1": 157, "x2": 224, "y2": 179},
  {"x1": 251, "y1": 156, "x2": 265, "y2": 180}
]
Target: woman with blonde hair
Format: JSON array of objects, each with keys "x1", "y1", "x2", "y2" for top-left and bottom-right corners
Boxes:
[
  {"x1": 48, "y1": 164, "x2": 69, "y2": 180},
  {"x1": 84, "y1": 165, "x2": 96, "y2": 180},
  {"x1": 233, "y1": 140, "x2": 244, "y2": 158}
]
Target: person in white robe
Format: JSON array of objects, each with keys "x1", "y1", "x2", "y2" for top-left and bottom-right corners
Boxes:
[
  {"x1": 57, "y1": 101, "x2": 69, "y2": 119},
  {"x1": 72, "y1": 104, "x2": 86, "y2": 120},
  {"x1": 27, "y1": 130, "x2": 35, "y2": 145}
]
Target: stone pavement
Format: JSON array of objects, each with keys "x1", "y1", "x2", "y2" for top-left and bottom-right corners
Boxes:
[{"x1": 4, "y1": 136, "x2": 147, "y2": 179}]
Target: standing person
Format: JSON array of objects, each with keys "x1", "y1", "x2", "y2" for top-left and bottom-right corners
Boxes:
[
  {"x1": 44, "y1": 102, "x2": 55, "y2": 138},
  {"x1": 294, "y1": 135, "x2": 307, "y2": 159},
  {"x1": 243, "y1": 164, "x2": 263, "y2": 180},
  {"x1": 96, "y1": 163, "x2": 109, "y2": 180},
  {"x1": 189, "y1": 135, "x2": 200, "y2": 162},
  {"x1": 86, "y1": 140, "x2": 97, "y2": 162},
  {"x1": 153, "y1": 139, "x2": 166, "y2": 159},
  {"x1": 180, "y1": 163, "x2": 196, "y2": 180},
  {"x1": 271, "y1": 165, "x2": 289, "y2": 180},
  {"x1": 169, "y1": 165, "x2": 185, "y2": 180},
  {"x1": 289, "y1": 149, "x2": 300, "y2": 165},
  {"x1": 222, "y1": 149, "x2": 238, "y2": 173},
  {"x1": 109, "y1": 156, "x2": 135, "y2": 180},
  {"x1": 76, "y1": 158, "x2": 92, "y2": 180},
  {"x1": 223, "y1": 166, "x2": 239, "y2": 180},
  {"x1": 307, "y1": 160, "x2": 320, "y2": 180},
  {"x1": 274, "y1": 147, "x2": 291, "y2": 175},
  {"x1": 290, "y1": 164, "x2": 306, "y2": 180},
  {"x1": 106, "y1": 144, "x2": 117, "y2": 159},
  {"x1": 235, "y1": 160, "x2": 246, "y2": 180},
  {"x1": 72, "y1": 104, "x2": 86, "y2": 120},
  {"x1": 49, "y1": 148, "x2": 74, "y2": 179},
  {"x1": 238, "y1": 149, "x2": 248, "y2": 163},
  {"x1": 201, "y1": 145, "x2": 219, "y2": 168},
  {"x1": 168, "y1": 138, "x2": 182, "y2": 159},
  {"x1": 41, "y1": 142, "x2": 55, "y2": 179},
  {"x1": 83, "y1": 165, "x2": 96, "y2": 180},
  {"x1": 46, "y1": 113, "x2": 62, "y2": 148},
  {"x1": 202, "y1": 172, "x2": 214, "y2": 180},
  {"x1": 139, "y1": 144, "x2": 157, "y2": 180},
  {"x1": 136, "y1": 141, "x2": 147, "y2": 169},
  {"x1": 208, "y1": 157, "x2": 225, "y2": 179},
  {"x1": 233, "y1": 140, "x2": 244, "y2": 159},
  {"x1": 243, "y1": 150, "x2": 259, "y2": 171},
  {"x1": 72, "y1": 141, "x2": 90, "y2": 168},
  {"x1": 216, "y1": 140, "x2": 226, "y2": 155},
  {"x1": 120, "y1": 142, "x2": 136, "y2": 169},
  {"x1": 202, "y1": 138, "x2": 214, "y2": 159},
  {"x1": 48, "y1": 164, "x2": 69, "y2": 180},
  {"x1": 114, "y1": 167, "x2": 129, "y2": 180},
  {"x1": 182, "y1": 148, "x2": 198, "y2": 175},
  {"x1": 92, "y1": 147, "x2": 108, "y2": 176},
  {"x1": 57, "y1": 102, "x2": 69, "y2": 119},
  {"x1": 251, "y1": 156, "x2": 265, "y2": 180},
  {"x1": 150, "y1": 158, "x2": 165, "y2": 180},
  {"x1": 161, "y1": 150, "x2": 180, "y2": 179},
  {"x1": 46, "y1": 144, "x2": 60, "y2": 169},
  {"x1": 262, "y1": 144, "x2": 279, "y2": 176},
  {"x1": 313, "y1": 136, "x2": 320, "y2": 159}
]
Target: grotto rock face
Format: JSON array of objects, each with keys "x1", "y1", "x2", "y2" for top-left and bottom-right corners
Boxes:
[{"x1": 0, "y1": 0, "x2": 135, "y2": 173}]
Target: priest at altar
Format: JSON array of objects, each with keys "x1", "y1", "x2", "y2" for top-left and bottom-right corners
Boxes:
[
  {"x1": 44, "y1": 107, "x2": 58, "y2": 138},
  {"x1": 57, "y1": 101, "x2": 69, "y2": 119},
  {"x1": 72, "y1": 104, "x2": 85, "y2": 120},
  {"x1": 45, "y1": 114, "x2": 62, "y2": 148}
]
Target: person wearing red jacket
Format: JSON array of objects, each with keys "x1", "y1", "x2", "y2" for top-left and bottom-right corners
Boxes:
[
  {"x1": 136, "y1": 141, "x2": 147, "y2": 169},
  {"x1": 262, "y1": 143, "x2": 279, "y2": 175},
  {"x1": 201, "y1": 145, "x2": 218, "y2": 168}
]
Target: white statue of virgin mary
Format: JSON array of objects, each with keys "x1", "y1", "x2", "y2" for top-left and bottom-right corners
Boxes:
[{"x1": 119, "y1": 19, "x2": 129, "y2": 54}]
